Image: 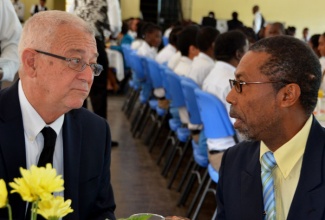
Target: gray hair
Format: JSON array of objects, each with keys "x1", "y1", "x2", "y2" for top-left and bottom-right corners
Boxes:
[{"x1": 18, "y1": 10, "x2": 94, "y2": 56}]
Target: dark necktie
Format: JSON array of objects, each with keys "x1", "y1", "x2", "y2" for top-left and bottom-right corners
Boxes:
[
  {"x1": 38, "y1": 127, "x2": 57, "y2": 167},
  {"x1": 26, "y1": 127, "x2": 57, "y2": 220}
]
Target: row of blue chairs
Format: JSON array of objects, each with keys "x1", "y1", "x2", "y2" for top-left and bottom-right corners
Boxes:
[{"x1": 121, "y1": 44, "x2": 236, "y2": 219}]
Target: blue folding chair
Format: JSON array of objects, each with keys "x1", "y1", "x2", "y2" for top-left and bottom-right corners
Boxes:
[{"x1": 191, "y1": 89, "x2": 237, "y2": 220}]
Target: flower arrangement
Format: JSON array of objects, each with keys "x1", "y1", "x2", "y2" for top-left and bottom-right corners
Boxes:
[{"x1": 0, "y1": 164, "x2": 73, "y2": 220}]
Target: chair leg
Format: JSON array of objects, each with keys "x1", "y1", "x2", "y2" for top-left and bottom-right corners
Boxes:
[
  {"x1": 186, "y1": 168, "x2": 209, "y2": 217},
  {"x1": 149, "y1": 114, "x2": 167, "y2": 152},
  {"x1": 211, "y1": 207, "x2": 217, "y2": 220},
  {"x1": 190, "y1": 177, "x2": 214, "y2": 220},
  {"x1": 126, "y1": 90, "x2": 139, "y2": 118},
  {"x1": 167, "y1": 138, "x2": 191, "y2": 189},
  {"x1": 156, "y1": 130, "x2": 174, "y2": 165},
  {"x1": 131, "y1": 103, "x2": 147, "y2": 135},
  {"x1": 177, "y1": 156, "x2": 194, "y2": 192},
  {"x1": 177, "y1": 163, "x2": 199, "y2": 206},
  {"x1": 161, "y1": 139, "x2": 180, "y2": 177}
]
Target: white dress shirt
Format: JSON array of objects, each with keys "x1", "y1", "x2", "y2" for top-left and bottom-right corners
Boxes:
[
  {"x1": 131, "y1": 39, "x2": 144, "y2": 50},
  {"x1": 0, "y1": 0, "x2": 22, "y2": 82},
  {"x1": 253, "y1": 11, "x2": 263, "y2": 34},
  {"x1": 167, "y1": 51, "x2": 181, "y2": 70},
  {"x1": 155, "y1": 44, "x2": 177, "y2": 64},
  {"x1": 18, "y1": 81, "x2": 64, "y2": 196},
  {"x1": 202, "y1": 61, "x2": 237, "y2": 151},
  {"x1": 319, "y1": 57, "x2": 325, "y2": 91},
  {"x1": 137, "y1": 41, "x2": 158, "y2": 59},
  {"x1": 188, "y1": 52, "x2": 215, "y2": 88},
  {"x1": 174, "y1": 56, "x2": 192, "y2": 76}
]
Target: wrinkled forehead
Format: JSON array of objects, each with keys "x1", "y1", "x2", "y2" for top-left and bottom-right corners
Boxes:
[{"x1": 235, "y1": 51, "x2": 271, "y2": 80}]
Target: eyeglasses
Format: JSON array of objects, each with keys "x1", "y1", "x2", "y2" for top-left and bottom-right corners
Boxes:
[
  {"x1": 35, "y1": 50, "x2": 103, "y2": 76},
  {"x1": 229, "y1": 79, "x2": 286, "y2": 93}
]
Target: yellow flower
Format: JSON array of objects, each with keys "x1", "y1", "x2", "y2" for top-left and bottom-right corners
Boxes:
[
  {"x1": 9, "y1": 164, "x2": 64, "y2": 202},
  {"x1": 37, "y1": 196, "x2": 73, "y2": 219},
  {"x1": 0, "y1": 179, "x2": 8, "y2": 208}
]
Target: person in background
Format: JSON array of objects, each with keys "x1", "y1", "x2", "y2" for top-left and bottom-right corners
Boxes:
[
  {"x1": 301, "y1": 27, "x2": 309, "y2": 42},
  {"x1": 137, "y1": 23, "x2": 162, "y2": 59},
  {"x1": 217, "y1": 35, "x2": 324, "y2": 220},
  {"x1": 308, "y1": 34, "x2": 321, "y2": 58},
  {"x1": 188, "y1": 26, "x2": 220, "y2": 88},
  {"x1": 227, "y1": 11, "x2": 243, "y2": 31},
  {"x1": 318, "y1": 33, "x2": 325, "y2": 91},
  {"x1": 201, "y1": 11, "x2": 217, "y2": 28},
  {"x1": 202, "y1": 30, "x2": 249, "y2": 171},
  {"x1": 127, "y1": 17, "x2": 140, "y2": 39},
  {"x1": 30, "y1": 0, "x2": 47, "y2": 16},
  {"x1": 155, "y1": 26, "x2": 183, "y2": 65},
  {"x1": 252, "y1": 5, "x2": 264, "y2": 35},
  {"x1": 0, "y1": 10, "x2": 116, "y2": 219},
  {"x1": 265, "y1": 22, "x2": 286, "y2": 38},
  {"x1": 0, "y1": 0, "x2": 22, "y2": 90},
  {"x1": 11, "y1": 0, "x2": 24, "y2": 23},
  {"x1": 286, "y1": 26, "x2": 296, "y2": 37},
  {"x1": 74, "y1": 0, "x2": 122, "y2": 147},
  {"x1": 130, "y1": 20, "x2": 147, "y2": 50}
]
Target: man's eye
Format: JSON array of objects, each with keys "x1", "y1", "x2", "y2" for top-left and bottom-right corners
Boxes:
[{"x1": 70, "y1": 58, "x2": 81, "y2": 65}]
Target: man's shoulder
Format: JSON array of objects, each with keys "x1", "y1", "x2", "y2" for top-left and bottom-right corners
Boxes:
[{"x1": 224, "y1": 141, "x2": 260, "y2": 162}]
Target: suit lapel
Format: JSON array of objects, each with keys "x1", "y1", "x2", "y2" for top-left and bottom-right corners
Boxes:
[
  {"x1": 0, "y1": 81, "x2": 27, "y2": 217},
  {"x1": 240, "y1": 143, "x2": 264, "y2": 219},
  {"x1": 62, "y1": 111, "x2": 82, "y2": 219},
  {"x1": 287, "y1": 118, "x2": 325, "y2": 220}
]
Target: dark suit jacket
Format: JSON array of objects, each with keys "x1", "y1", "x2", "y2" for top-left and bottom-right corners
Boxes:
[
  {"x1": 216, "y1": 118, "x2": 325, "y2": 220},
  {"x1": 201, "y1": 16, "x2": 217, "y2": 28},
  {"x1": 0, "y1": 81, "x2": 116, "y2": 220}
]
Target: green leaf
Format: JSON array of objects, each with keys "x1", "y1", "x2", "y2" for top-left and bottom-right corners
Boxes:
[{"x1": 117, "y1": 214, "x2": 154, "y2": 220}]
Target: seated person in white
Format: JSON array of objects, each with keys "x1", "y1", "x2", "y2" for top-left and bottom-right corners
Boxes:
[
  {"x1": 202, "y1": 30, "x2": 249, "y2": 171},
  {"x1": 188, "y1": 26, "x2": 220, "y2": 88},
  {"x1": 318, "y1": 33, "x2": 325, "y2": 91},
  {"x1": 137, "y1": 23, "x2": 162, "y2": 59},
  {"x1": 173, "y1": 26, "x2": 200, "y2": 130},
  {"x1": 156, "y1": 26, "x2": 183, "y2": 64},
  {"x1": 131, "y1": 20, "x2": 147, "y2": 50},
  {"x1": 173, "y1": 25, "x2": 200, "y2": 76}
]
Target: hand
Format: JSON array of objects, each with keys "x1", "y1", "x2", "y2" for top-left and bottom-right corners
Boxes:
[{"x1": 164, "y1": 216, "x2": 190, "y2": 220}]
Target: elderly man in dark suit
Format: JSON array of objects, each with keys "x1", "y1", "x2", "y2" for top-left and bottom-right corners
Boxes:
[
  {"x1": 217, "y1": 36, "x2": 324, "y2": 220},
  {"x1": 0, "y1": 10, "x2": 115, "y2": 219}
]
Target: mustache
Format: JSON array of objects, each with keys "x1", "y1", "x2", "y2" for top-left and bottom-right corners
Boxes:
[{"x1": 229, "y1": 106, "x2": 240, "y2": 119}]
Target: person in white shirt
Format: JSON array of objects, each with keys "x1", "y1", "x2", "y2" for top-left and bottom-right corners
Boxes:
[
  {"x1": 156, "y1": 26, "x2": 183, "y2": 64},
  {"x1": 188, "y1": 26, "x2": 219, "y2": 88},
  {"x1": 173, "y1": 26, "x2": 200, "y2": 130},
  {"x1": 11, "y1": 0, "x2": 24, "y2": 23},
  {"x1": 131, "y1": 20, "x2": 147, "y2": 50},
  {"x1": 202, "y1": 30, "x2": 249, "y2": 171},
  {"x1": 252, "y1": 5, "x2": 264, "y2": 35},
  {"x1": 30, "y1": 0, "x2": 47, "y2": 16},
  {"x1": 173, "y1": 25, "x2": 200, "y2": 76},
  {"x1": 318, "y1": 33, "x2": 325, "y2": 91},
  {"x1": 0, "y1": 0, "x2": 22, "y2": 89},
  {"x1": 137, "y1": 23, "x2": 162, "y2": 59}
]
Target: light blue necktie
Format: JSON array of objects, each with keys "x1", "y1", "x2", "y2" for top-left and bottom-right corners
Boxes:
[{"x1": 261, "y1": 151, "x2": 277, "y2": 220}]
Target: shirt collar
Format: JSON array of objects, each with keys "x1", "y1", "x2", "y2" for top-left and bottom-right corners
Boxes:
[
  {"x1": 197, "y1": 52, "x2": 214, "y2": 64},
  {"x1": 18, "y1": 81, "x2": 64, "y2": 140},
  {"x1": 260, "y1": 115, "x2": 313, "y2": 178}
]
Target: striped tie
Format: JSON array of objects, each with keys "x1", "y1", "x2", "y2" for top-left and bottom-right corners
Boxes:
[{"x1": 261, "y1": 151, "x2": 277, "y2": 220}]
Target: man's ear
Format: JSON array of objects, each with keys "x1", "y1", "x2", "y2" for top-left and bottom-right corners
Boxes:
[
  {"x1": 278, "y1": 83, "x2": 301, "y2": 108},
  {"x1": 189, "y1": 45, "x2": 199, "y2": 59},
  {"x1": 235, "y1": 49, "x2": 244, "y2": 61},
  {"x1": 21, "y1": 49, "x2": 37, "y2": 77}
]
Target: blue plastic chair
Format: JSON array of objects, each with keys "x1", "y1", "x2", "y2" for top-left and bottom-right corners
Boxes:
[
  {"x1": 162, "y1": 36, "x2": 169, "y2": 46},
  {"x1": 190, "y1": 89, "x2": 236, "y2": 220},
  {"x1": 161, "y1": 71, "x2": 191, "y2": 181}
]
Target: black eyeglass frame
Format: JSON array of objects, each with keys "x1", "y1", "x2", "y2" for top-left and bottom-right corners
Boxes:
[
  {"x1": 229, "y1": 79, "x2": 288, "y2": 93},
  {"x1": 35, "y1": 49, "x2": 103, "y2": 76}
]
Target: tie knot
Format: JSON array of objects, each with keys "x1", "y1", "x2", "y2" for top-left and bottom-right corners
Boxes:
[
  {"x1": 261, "y1": 151, "x2": 277, "y2": 172},
  {"x1": 41, "y1": 127, "x2": 57, "y2": 143}
]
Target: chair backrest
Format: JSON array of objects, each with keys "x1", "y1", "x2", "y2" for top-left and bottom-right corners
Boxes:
[
  {"x1": 121, "y1": 44, "x2": 132, "y2": 68},
  {"x1": 194, "y1": 89, "x2": 235, "y2": 138},
  {"x1": 181, "y1": 78, "x2": 202, "y2": 125},
  {"x1": 165, "y1": 70, "x2": 186, "y2": 108},
  {"x1": 159, "y1": 65, "x2": 171, "y2": 100},
  {"x1": 129, "y1": 52, "x2": 145, "y2": 80},
  {"x1": 146, "y1": 57, "x2": 163, "y2": 89},
  {"x1": 162, "y1": 36, "x2": 169, "y2": 46}
]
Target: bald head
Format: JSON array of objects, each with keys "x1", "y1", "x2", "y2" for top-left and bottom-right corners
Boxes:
[{"x1": 19, "y1": 10, "x2": 94, "y2": 57}]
